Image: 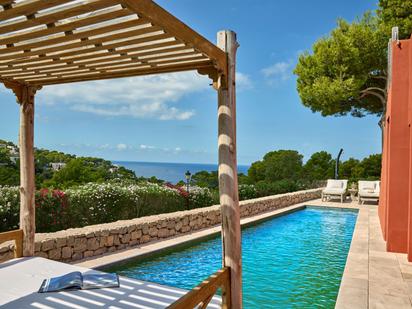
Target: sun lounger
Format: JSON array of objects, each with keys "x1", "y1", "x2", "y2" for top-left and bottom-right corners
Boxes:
[
  {"x1": 358, "y1": 180, "x2": 380, "y2": 204},
  {"x1": 322, "y1": 179, "x2": 348, "y2": 203}
]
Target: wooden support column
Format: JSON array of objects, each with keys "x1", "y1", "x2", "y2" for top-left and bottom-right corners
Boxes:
[
  {"x1": 5, "y1": 82, "x2": 40, "y2": 256},
  {"x1": 216, "y1": 30, "x2": 241, "y2": 309}
]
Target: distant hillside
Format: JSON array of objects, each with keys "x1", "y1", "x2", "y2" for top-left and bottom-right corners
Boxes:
[{"x1": 0, "y1": 139, "x2": 137, "y2": 188}]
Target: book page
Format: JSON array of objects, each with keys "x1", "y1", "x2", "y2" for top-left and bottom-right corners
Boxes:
[
  {"x1": 38, "y1": 272, "x2": 83, "y2": 293},
  {"x1": 81, "y1": 273, "x2": 120, "y2": 290}
]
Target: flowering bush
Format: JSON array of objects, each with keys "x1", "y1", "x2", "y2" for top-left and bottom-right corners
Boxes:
[
  {"x1": 188, "y1": 186, "x2": 215, "y2": 209},
  {"x1": 0, "y1": 186, "x2": 19, "y2": 232},
  {"x1": 66, "y1": 182, "x2": 134, "y2": 227},
  {"x1": 0, "y1": 181, "x2": 217, "y2": 233},
  {"x1": 238, "y1": 184, "x2": 258, "y2": 200},
  {"x1": 35, "y1": 188, "x2": 69, "y2": 232}
]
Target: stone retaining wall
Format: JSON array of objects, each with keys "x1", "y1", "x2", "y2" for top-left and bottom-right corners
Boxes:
[{"x1": 0, "y1": 188, "x2": 321, "y2": 263}]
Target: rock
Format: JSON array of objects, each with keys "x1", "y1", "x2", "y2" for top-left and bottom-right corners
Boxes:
[
  {"x1": 106, "y1": 235, "x2": 114, "y2": 247},
  {"x1": 175, "y1": 221, "x2": 183, "y2": 231},
  {"x1": 56, "y1": 237, "x2": 67, "y2": 248},
  {"x1": 158, "y1": 228, "x2": 169, "y2": 238},
  {"x1": 87, "y1": 238, "x2": 99, "y2": 251},
  {"x1": 48, "y1": 248, "x2": 62, "y2": 260},
  {"x1": 94, "y1": 247, "x2": 107, "y2": 256},
  {"x1": 149, "y1": 227, "x2": 158, "y2": 237},
  {"x1": 83, "y1": 250, "x2": 94, "y2": 258},
  {"x1": 34, "y1": 242, "x2": 41, "y2": 252},
  {"x1": 61, "y1": 246, "x2": 73, "y2": 259},
  {"x1": 73, "y1": 237, "x2": 87, "y2": 252},
  {"x1": 41, "y1": 239, "x2": 55, "y2": 251},
  {"x1": 34, "y1": 251, "x2": 48, "y2": 258},
  {"x1": 131, "y1": 230, "x2": 142, "y2": 240},
  {"x1": 99, "y1": 236, "x2": 106, "y2": 248},
  {"x1": 120, "y1": 234, "x2": 130, "y2": 244}
]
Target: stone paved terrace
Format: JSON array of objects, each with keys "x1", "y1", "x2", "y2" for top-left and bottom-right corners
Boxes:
[{"x1": 76, "y1": 197, "x2": 412, "y2": 308}]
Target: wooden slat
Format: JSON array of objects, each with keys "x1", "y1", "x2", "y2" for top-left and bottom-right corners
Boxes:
[
  {"x1": 0, "y1": 25, "x2": 163, "y2": 62},
  {"x1": 0, "y1": 229, "x2": 23, "y2": 258},
  {"x1": 18, "y1": 61, "x2": 214, "y2": 85},
  {"x1": 0, "y1": 44, "x2": 190, "y2": 72},
  {"x1": 3, "y1": 49, "x2": 199, "y2": 75},
  {"x1": 1, "y1": 17, "x2": 151, "y2": 54},
  {"x1": 3, "y1": 34, "x2": 174, "y2": 66},
  {"x1": 0, "y1": 0, "x2": 120, "y2": 35},
  {"x1": 0, "y1": 0, "x2": 72, "y2": 21},
  {"x1": 167, "y1": 267, "x2": 230, "y2": 309},
  {"x1": 121, "y1": 0, "x2": 227, "y2": 74},
  {"x1": 0, "y1": 6, "x2": 134, "y2": 45},
  {"x1": 0, "y1": 1, "x2": 15, "y2": 6},
  {"x1": 10, "y1": 54, "x2": 208, "y2": 79}
]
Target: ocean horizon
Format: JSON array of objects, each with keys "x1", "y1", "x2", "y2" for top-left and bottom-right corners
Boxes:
[{"x1": 113, "y1": 161, "x2": 250, "y2": 184}]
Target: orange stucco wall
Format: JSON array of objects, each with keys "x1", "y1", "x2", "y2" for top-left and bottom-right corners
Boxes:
[{"x1": 379, "y1": 39, "x2": 412, "y2": 257}]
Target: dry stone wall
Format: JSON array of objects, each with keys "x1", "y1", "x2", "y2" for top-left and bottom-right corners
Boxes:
[{"x1": 0, "y1": 188, "x2": 321, "y2": 263}]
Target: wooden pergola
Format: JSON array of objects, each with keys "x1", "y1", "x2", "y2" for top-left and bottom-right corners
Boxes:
[{"x1": 0, "y1": 0, "x2": 241, "y2": 308}]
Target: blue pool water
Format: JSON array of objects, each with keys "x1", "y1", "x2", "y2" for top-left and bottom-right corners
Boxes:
[{"x1": 106, "y1": 207, "x2": 357, "y2": 308}]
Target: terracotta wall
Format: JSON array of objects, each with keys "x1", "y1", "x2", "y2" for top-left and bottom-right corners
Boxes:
[{"x1": 379, "y1": 39, "x2": 412, "y2": 258}]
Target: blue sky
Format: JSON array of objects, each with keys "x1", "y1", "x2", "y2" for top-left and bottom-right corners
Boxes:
[{"x1": 0, "y1": 0, "x2": 380, "y2": 165}]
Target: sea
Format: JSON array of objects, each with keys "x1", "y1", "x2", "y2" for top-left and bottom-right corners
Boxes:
[{"x1": 113, "y1": 161, "x2": 250, "y2": 184}]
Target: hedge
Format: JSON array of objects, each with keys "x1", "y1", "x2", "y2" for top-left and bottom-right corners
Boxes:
[{"x1": 0, "y1": 182, "x2": 214, "y2": 233}]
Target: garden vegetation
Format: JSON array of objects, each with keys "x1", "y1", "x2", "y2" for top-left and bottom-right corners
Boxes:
[{"x1": 0, "y1": 138, "x2": 381, "y2": 233}]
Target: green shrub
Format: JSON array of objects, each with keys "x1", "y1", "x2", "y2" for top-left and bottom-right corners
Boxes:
[
  {"x1": 0, "y1": 186, "x2": 19, "y2": 232},
  {"x1": 238, "y1": 184, "x2": 258, "y2": 200},
  {"x1": 135, "y1": 183, "x2": 186, "y2": 217},
  {"x1": 0, "y1": 182, "x2": 190, "y2": 233},
  {"x1": 36, "y1": 188, "x2": 69, "y2": 232},
  {"x1": 188, "y1": 186, "x2": 214, "y2": 209},
  {"x1": 255, "y1": 180, "x2": 299, "y2": 197},
  {"x1": 66, "y1": 182, "x2": 186, "y2": 226}
]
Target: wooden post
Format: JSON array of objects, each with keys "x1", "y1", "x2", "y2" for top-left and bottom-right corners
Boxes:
[
  {"x1": 19, "y1": 85, "x2": 39, "y2": 256},
  {"x1": 216, "y1": 30, "x2": 241, "y2": 309},
  {"x1": 5, "y1": 83, "x2": 40, "y2": 256}
]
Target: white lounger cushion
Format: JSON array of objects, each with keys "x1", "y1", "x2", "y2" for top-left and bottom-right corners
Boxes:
[
  {"x1": 327, "y1": 179, "x2": 345, "y2": 189},
  {"x1": 323, "y1": 188, "x2": 346, "y2": 195},
  {"x1": 359, "y1": 191, "x2": 380, "y2": 198},
  {"x1": 358, "y1": 181, "x2": 380, "y2": 198},
  {"x1": 323, "y1": 179, "x2": 348, "y2": 195}
]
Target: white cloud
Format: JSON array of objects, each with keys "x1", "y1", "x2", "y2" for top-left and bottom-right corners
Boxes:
[
  {"x1": 139, "y1": 144, "x2": 155, "y2": 150},
  {"x1": 39, "y1": 72, "x2": 211, "y2": 120},
  {"x1": 236, "y1": 72, "x2": 253, "y2": 90},
  {"x1": 116, "y1": 143, "x2": 128, "y2": 151},
  {"x1": 261, "y1": 61, "x2": 293, "y2": 84}
]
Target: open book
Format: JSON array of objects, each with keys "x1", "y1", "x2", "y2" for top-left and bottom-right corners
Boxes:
[{"x1": 38, "y1": 271, "x2": 119, "y2": 293}]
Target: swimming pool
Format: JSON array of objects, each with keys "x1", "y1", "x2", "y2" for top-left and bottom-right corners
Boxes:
[{"x1": 105, "y1": 206, "x2": 358, "y2": 308}]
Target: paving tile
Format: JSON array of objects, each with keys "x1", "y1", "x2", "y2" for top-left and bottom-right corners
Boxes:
[
  {"x1": 369, "y1": 279, "x2": 410, "y2": 298},
  {"x1": 369, "y1": 293, "x2": 411, "y2": 309},
  {"x1": 336, "y1": 286, "x2": 368, "y2": 309}
]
